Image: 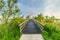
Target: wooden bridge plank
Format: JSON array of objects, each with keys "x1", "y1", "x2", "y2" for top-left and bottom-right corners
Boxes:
[
  {"x1": 20, "y1": 34, "x2": 44, "y2": 40},
  {"x1": 22, "y1": 19, "x2": 41, "y2": 34},
  {"x1": 19, "y1": 19, "x2": 44, "y2": 40}
]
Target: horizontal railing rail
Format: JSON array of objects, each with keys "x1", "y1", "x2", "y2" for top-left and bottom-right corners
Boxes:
[
  {"x1": 19, "y1": 20, "x2": 29, "y2": 32},
  {"x1": 33, "y1": 19, "x2": 44, "y2": 32}
]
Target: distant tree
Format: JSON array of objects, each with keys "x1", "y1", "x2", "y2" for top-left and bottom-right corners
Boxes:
[
  {"x1": 45, "y1": 16, "x2": 55, "y2": 25},
  {"x1": 45, "y1": 16, "x2": 49, "y2": 19},
  {"x1": 35, "y1": 13, "x2": 45, "y2": 24},
  {"x1": 26, "y1": 15, "x2": 30, "y2": 20},
  {"x1": 37, "y1": 14, "x2": 45, "y2": 23},
  {"x1": 45, "y1": 16, "x2": 51, "y2": 24},
  {"x1": 50, "y1": 16, "x2": 55, "y2": 22}
]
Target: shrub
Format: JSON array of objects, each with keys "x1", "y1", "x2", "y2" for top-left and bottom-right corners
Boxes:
[
  {"x1": 0, "y1": 25, "x2": 8, "y2": 40},
  {"x1": 42, "y1": 31, "x2": 53, "y2": 40},
  {"x1": 42, "y1": 24, "x2": 60, "y2": 40},
  {"x1": 42, "y1": 31, "x2": 49, "y2": 40},
  {"x1": 51, "y1": 32, "x2": 60, "y2": 40},
  {"x1": 7, "y1": 17, "x2": 24, "y2": 40},
  {"x1": 0, "y1": 17, "x2": 24, "y2": 40},
  {"x1": 44, "y1": 24, "x2": 56, "y2": 36}
]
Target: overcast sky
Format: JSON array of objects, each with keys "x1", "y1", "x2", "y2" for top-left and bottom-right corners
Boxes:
[
  {"x1": 18, "y1": 0, "x2": 60, "y2": 18},
  {"x1": 2, "y1": 0, "x2": 60, "y2": 18}
]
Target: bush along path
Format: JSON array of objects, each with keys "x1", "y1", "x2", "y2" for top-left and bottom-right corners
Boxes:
[
  {"x1": 42, "y1": 24, "x2": 60, "y2": 40},
  {"x1": 0, "y1": 17, "x2": 25, "y2": 40}
]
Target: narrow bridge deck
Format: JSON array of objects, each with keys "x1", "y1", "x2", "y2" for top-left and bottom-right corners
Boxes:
[
  {"x1": 22, "y1": 19, "x2": 41, "y2": 34},
  {"x1": 20, "y1": 19, "x2": 44, "y2": 40},
  {"x1": 20, "y1": 34, "x2": 44, "y2": 40}
]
